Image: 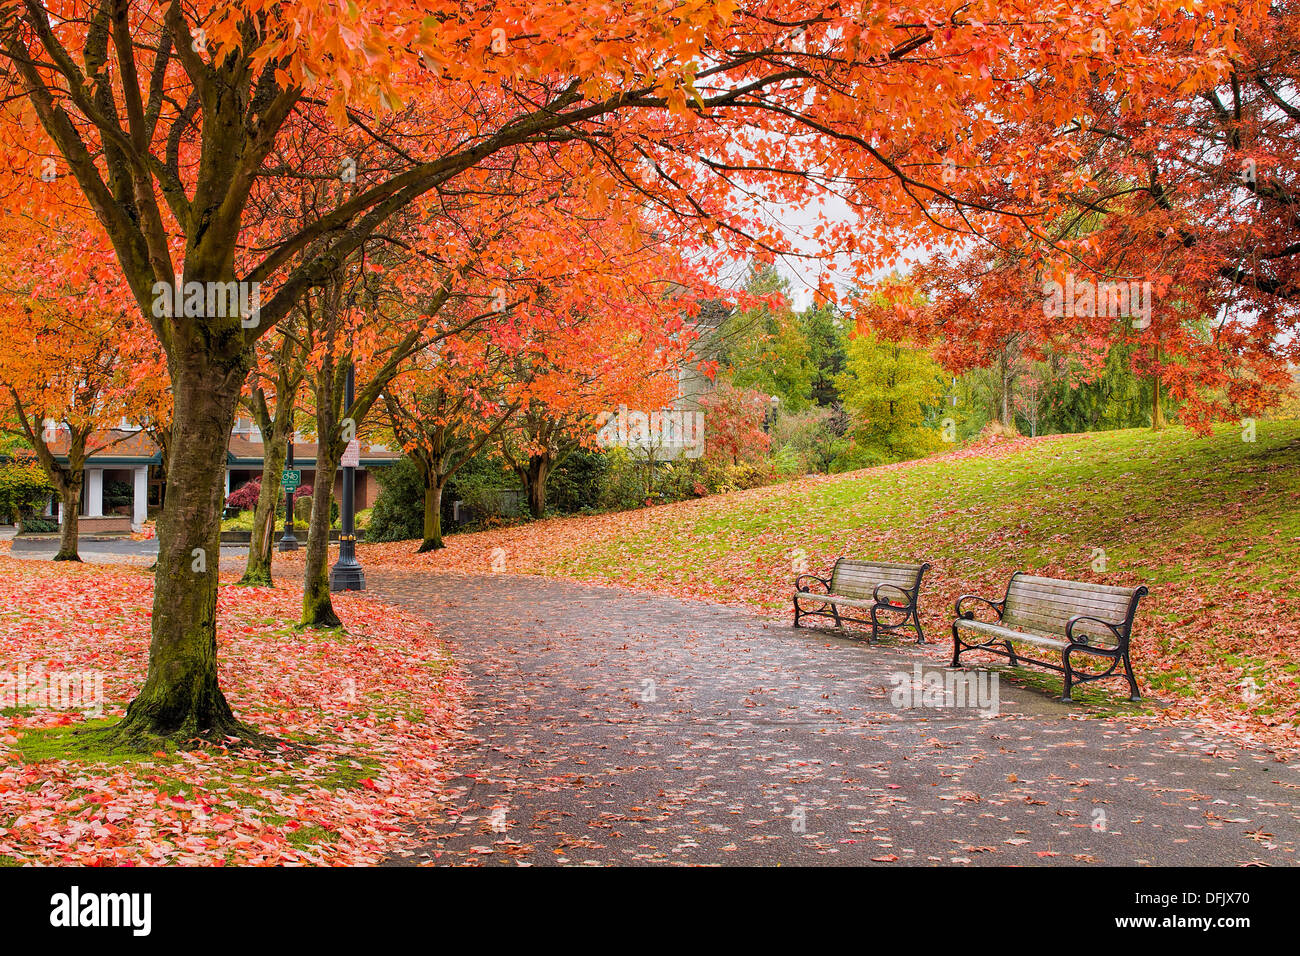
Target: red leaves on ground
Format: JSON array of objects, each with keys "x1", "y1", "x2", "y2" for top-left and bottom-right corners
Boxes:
[{"x1": 0, "y1": 557, "x2": 469, "y2": 865}]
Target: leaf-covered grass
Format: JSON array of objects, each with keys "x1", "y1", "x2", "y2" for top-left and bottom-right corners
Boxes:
[
  {"x1": 0, "y1": 558, "x2": 469, "y2": 865},
  {"x1": 356, "y1": 422, "x2": 1300, "y2": 751}
]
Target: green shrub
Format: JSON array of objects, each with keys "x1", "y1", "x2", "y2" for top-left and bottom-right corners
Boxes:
[
  {"x1": 596, "y1": 447, "x2": 651, "y2": 511},
  {"x1": 220, "y1": 510, "x2": 256, "y2": 532},
  {"x1": 827, "y1": 437, "x2": 889, "y2": 473},
  {"x1": 19, "y1": 515, "x2": 58, "y2": 534},
  {"x1": 547, "y1": 448, "x2": 608, "y2": 514},
  {"x1": 769, "y1": 406, "x2": 841, "y2": 473},
  {"x1": 700, "y1": 459, "x2": 774, "y2": 495},
  {"x1": 367, "y1": 458, "x2": 425, "y2": 542},
  {"x1": 0, "y1": 456, "x2": 54, "y2": 524},
  {"x1": 103, "y1": 479, "x2": 134, "y2": 509}
]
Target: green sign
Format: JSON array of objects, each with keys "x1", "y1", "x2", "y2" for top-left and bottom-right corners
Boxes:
[{"x1": 281, "y1": 469, "x2": 301, "y2": 492}]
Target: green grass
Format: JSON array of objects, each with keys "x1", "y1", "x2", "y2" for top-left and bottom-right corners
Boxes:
[
  {"x1": 222, "y1": 509, "x2": 368, "y2": 532},
  {"x1": 523, "y1": 422, "x2": 1300, "y2": 719},
  {"x1": 540, "y1": 423, "x2": 1300, "y2": 599},
  {"x1": 11, "y1": 719, "x2": 173, "y2": 764}
]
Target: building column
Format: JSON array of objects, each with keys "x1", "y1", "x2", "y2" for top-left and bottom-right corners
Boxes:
[
  {"x1": 85, "y1": 468, "x2": 104, "y2": 517},
  {"x1": 133, "y1": 466, "x2": 148, "y2": 530}
]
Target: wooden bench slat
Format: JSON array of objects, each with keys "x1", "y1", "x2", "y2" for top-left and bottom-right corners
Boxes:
[
  {"x1": 955, "y1": 619, "x2": 1069, "y2": 651},
  {"x1": 1001, "y1": 611, "x2": 1121, "y2": 644},
  {"x1": 1003, "y1": 601, "x2": 1131, "y2": 631},
  {"x1": 833, "y1": 564, "x2": 921, "y2": 582},
  {"x1": 1010, "y1": 577, "x2": 1141, "y2": 603},
  {"x1": 951, "y1": 572, "x2": 1148, "y2": 702},
  {"x1": 795, "y1": 558, "x2": 929, "y2": 643}
]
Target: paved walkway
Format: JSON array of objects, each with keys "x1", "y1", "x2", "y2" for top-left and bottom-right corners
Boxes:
[{"x1": 371, "y1": 571, "x2": 1300, "y2": 866}]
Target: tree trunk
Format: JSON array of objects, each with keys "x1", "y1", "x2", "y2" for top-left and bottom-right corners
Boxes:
[
  {"x1": 417, "y1": 469, "x2": 445, "y2": 552},
  {"x1": 1151, "y1": 346, "x2": 1167, "y2": 430},
  {"x1": 523, "y1": 454, "x2": 550, "y2": 519},
  {"x1": 53, "y1": 477, "x2": 81, "y2": 562},
  {"x1": 109, "y1": 358, "x2": 252, "y2": 748},
  {"x1": 1000, "y1": 362, "x2": 1014, "y2": 429},
  {"x1": 301, "y1": 440, "x2": 343, "y2": 628},
  {"x1": 240, "y1": 435, "x2": 288, "y2": 586}
]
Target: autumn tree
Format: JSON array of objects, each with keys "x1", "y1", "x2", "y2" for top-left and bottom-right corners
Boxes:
[
  {"x1": 0, "y1": 201, "x2": 153, "y2": 558},
  {"x1": 837, "y1": 329, "x2": 947, "y2": 461},
  {"x1": 236, "y1": 322, "x2": 307, "y2": 586},
  {"x1": 699, "y1": 380, "x2": 772, "y2": 467},
  {"x1": 384, "y1": 336, "x2": 523, "y2": 553}
]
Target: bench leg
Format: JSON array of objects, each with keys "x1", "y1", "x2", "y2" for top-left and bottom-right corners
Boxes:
[
  {"x1": 950, "y1": 623, "x2": 962, "y2": 667},
  {"x1": 912, "y1": 607, "x2": 926, "y2": 645},
  {"x1": 1061, "y1": 650, "x2": 1074, "y2": 702},
  {"x1": 831, "y1": 605, "x2": 843, "y2": 628},
  {"x1": 1004, "y1": 641, "x2": 1018, "y2": 666},
  {"x1": 793, "y1": 599, "x2": 801, "y2": 628},
  {"x1": 1122, "y1": 651, "x2": 1140, "y2": 702}
]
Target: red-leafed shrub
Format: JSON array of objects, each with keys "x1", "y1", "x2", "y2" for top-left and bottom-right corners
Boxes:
[{"x1": 225, "y1": 478, "x2": 261, "y2": 511}]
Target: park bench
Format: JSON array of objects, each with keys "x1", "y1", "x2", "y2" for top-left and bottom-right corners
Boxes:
[
  {"x1": 950, "y1": 572, "x2": 1148, "y2": 701},
  {"x1": 793, "y1": 558, "x2": 930, "y2": 643}
]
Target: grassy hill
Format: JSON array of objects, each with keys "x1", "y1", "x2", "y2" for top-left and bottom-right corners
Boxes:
[{"x1": 356, "y1": 422, "x2": 1300, "y2": 747}]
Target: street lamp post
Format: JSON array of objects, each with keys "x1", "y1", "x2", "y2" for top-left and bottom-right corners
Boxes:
[
  {"x1": 329, "y1": 361, "x2": 364, "y2": 591},
  {"x1": 277, "y1": 413, "x2": 299, "y2": 552},
  {"x1": 765, "y1": 393, "x2": 780, "y2": 433}
]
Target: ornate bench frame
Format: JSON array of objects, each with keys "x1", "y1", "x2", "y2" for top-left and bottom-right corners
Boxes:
[
  {"x1": 950, "y1": 572, "x2": 1148, "y2": 701},
  {"x1": 794, "y1": 558, "x2": 930, "y2": 643}
]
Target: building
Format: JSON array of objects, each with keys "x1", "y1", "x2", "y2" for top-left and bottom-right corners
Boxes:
[
  {"x1": 225, "y1": 418, "x2": 398, "y2": 513},
  {"x1": 44, "y1": 419, "x2": 397, "y2": 532}
]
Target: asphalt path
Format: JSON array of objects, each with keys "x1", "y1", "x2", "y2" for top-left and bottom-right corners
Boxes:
[{"x1": 369, "y1": 571, "x2": 1300, "y2": 867}]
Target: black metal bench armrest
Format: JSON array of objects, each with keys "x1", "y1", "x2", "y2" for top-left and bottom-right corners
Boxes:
[
  {"x1": 1065, "y1": 614, "x2": 1125, "y2": 648},
  {"x1": 795, "y1": 574, "x2": 830, "y2": 592},
  {"x1": 873, "y1": 582, "x2": 913, "y2": 606},
  {"x1": 954, "y1": 593, "x2": 1004, "y2": 620}
]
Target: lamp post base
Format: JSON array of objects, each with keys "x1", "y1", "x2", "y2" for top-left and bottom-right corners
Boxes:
[
  {"x1": 330, "y1": 534, "x2": 364, "y2": 591},
  {"x1": 277, "y1": 526, "x2": 300, "y2": 552},
  {"x1": 329, "y1": 562, "x2": 365, "y2": 591}
]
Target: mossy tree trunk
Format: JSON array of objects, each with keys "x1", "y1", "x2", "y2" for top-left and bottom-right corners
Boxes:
[
  {"x1": 301, "y1": 434, "x2": 344, "y2": 628},
  {"x1": 240, "y1": 419, "x2": 289, "y2": 586},
  {"x1": 110, "y1": 351, "x2": 253, "y2": 747},
  {"x1": 300, "y1": 340, "x2": 346, "y2": 629},
  {"x1": 417, "y1": 459, "x2": 446, "y2": 552},
  {"x1": 54, "y1": 478, "x2": 83, "y2": 561},
  {"x1": 518, "y1": 453, "x2": 550, "y2": 519},
  {"x1": 1151, "y1": 345, "x2": 1167, "y2": 430},
  {"x1": 240, "y1": 332, "x2": 306, "y2": 586}
]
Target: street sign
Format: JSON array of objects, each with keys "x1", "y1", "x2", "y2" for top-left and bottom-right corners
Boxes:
[
  {"x1": 341, "y1": 440, "x2": 361, "y2": 468},
  {"x1": 281, "y1": 469, "x2": 301, "y2": 492}
]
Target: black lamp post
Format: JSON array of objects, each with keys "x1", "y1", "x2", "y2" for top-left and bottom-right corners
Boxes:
[
  {"x1": 329, "y1": 361, "x2": 364, "y2": 591},
  {"x1": 277, "y1": 412, "x2": 299, "y2": 552}
]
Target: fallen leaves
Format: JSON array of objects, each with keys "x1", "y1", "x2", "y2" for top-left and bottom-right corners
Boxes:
[{"x1": 0, "y1": 557, "x2": 469, "y2": 865}]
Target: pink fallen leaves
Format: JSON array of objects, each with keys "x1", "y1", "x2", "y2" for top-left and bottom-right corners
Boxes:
[{"x1": 0, "y1": 557, "x2": 469, "y2": 865}]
